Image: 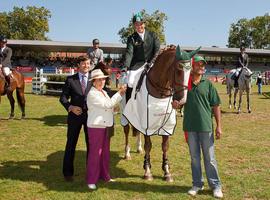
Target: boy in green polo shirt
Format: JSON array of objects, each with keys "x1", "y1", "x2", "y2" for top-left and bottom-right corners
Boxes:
[{"x1": 183, "y1": 55, "x2": 223, "y2": 198}]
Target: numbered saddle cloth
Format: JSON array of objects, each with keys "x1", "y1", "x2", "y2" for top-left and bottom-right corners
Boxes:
[{"x1": 123, "y1": 72, "x2": 176, "y2": 136}]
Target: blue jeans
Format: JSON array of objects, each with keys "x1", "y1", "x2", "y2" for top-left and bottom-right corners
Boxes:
[
  {"x1": 187, "y1": 131, "x2": 221, "y2": 189},
  {"x1": 258, "y1": 83, "x2": 262, "y2": 94}
]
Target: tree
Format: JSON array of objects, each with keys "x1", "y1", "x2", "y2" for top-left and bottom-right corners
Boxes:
[
  {"x1": 249, "y1": 14, "x2": 270, "y2": 49},
  {"x1": 0, "y1": 6, "x2": 51, "y2": 40},
  {"x1": 228, "y1": 13, "x2": 270, "y2": 49},
  {"x1": 118, "y1": 10, "x2": 168, "y2": 44}
]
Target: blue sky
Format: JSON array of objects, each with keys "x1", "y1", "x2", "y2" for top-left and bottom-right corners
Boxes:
[{"x1": 1, "y1": 0, "x2": 269, "y2": 47}]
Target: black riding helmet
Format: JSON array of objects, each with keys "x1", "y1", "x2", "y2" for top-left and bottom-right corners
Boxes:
[
  {"x1": 92, "y1": 39, "x2": 99, "y2": 45},
  {"x1": 0, "y1": 35, "x2": 7, "y2": 43}
]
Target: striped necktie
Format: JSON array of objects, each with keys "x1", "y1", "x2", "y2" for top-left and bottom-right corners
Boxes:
[{"x1": 81, "y1": 75, "x2": 86, "y2": 94}]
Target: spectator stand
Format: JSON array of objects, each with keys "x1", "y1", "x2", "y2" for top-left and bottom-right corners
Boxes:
[{"x1": 14, "y1": 66, "x2": 35, "y2": 83}]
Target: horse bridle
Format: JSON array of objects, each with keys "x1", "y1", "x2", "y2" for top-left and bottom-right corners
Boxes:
[
  {"x1": 172, "y1": 62, "x2": 190, "y2": 94},
  {"x1": 146, "y1": 60, "x2": 190, "y2": 98},
  {"x1": 146, "y1": 73, "x2": 173, "y2": 97}
]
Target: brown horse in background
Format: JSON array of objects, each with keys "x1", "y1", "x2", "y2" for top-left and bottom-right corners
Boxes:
[{"x1": 0, "y1": 69, "x2": 26, "y2": 119}]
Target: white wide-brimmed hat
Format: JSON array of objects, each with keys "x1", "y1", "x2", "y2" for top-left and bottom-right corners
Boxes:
[{"x1": 90, "y1": 69, "x2": 108, "y2": 81}]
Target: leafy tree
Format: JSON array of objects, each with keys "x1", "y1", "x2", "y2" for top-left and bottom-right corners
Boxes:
[
  {"x1": 228, "y1": 13, "x2": 270, "y2": 49},
  {"x1": 0, "y1": 6, "x2": 51, "y2": 40},
  {"x1": 0, "y1": 12, "x2": 9, "y2": 35},
  {"x1": 249, "y1": 14, "x2": 270, "y2": 49},
  {"x1": 118, "y1": 10, "x2": 168, "y2": 44}
]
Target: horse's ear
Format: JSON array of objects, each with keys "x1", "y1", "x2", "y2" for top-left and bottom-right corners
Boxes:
[
  {"x1": 176, "y1": 45, "x2": 181, "y2": 60},
  {"x1": 189, "y1": 46, "x2": 201, "y2": 58}
]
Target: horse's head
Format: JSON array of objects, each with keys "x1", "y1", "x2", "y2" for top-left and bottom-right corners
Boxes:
[
  {"x1": 241, "y1": 67, "x2": 253, "y2": 79},
  {"x1": 95, "y1": 62, "x2": 112, "y2": 76},
  {"x1": 147, "y1": 45, "x2": 200, "y2": 102},
  {"x1": 94, "y1": 62, "x2": 112, "y2": 86},
  {"x1": 173, "y1": 45, "x2": 201, "y2": 104}
]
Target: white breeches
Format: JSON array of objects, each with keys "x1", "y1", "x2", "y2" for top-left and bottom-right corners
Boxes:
[{"x1": 2, "y1": 67, "x2": 11, "y2": 76}]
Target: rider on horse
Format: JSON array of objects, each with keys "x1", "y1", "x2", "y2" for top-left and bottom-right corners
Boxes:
[
  {"x1": 124, "y1": 12, "x2": 160, "y2": 102},
  {"x1": 0, "y1": 35, "x2": 13, "y2": 92},
  {"x1": 232, "y1": 46, "x2": 249, "y2": 88},
  {"x1": 87, "y1": 38, "x2": 104, "y2": 69}
]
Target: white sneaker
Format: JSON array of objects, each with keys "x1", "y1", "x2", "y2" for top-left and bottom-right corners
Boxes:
[
  {"x1": 188, "y1": 186, "x2": 204, "y2": 196},
  {"x1": 88, "y1": 184, "x2": 96, "y2": 190},
  {"x1": 213, "y1": 188, "x2": 223, "y2": 198}
]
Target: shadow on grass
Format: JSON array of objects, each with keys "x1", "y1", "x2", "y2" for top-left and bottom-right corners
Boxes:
[
  {"x1": 0, "y1": 150, "x2": 190, "y2": 193},
  {"x1": 22, "y1": 114, "x2": 67, "y2": 126},
  {"x1": 221, "y1": 110, "x2": 238, "y2": 115},
  {"x1": 99, "y1": 181, "x2": 190, "y2": 194},
  {"x1": 259, "y1": 97, "x2": 270, "y2": 99}
]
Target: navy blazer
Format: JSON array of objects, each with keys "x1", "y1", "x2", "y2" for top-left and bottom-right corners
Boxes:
[{"x1": 60, "y1": 73, "x2": 91, "y2": 112}]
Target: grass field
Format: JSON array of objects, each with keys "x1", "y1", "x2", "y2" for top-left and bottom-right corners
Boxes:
[{"x1": 0, "y1": 83, "x2": 269, "y2": 200}]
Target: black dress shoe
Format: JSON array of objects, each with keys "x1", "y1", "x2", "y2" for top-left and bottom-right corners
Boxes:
[{"x1": 64, "y1": 176, "x2": 74, "y2": 182}]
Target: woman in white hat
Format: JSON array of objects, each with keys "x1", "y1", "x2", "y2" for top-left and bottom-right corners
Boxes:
[{"x1": 86, "y1": 69, "x2": 126, "y2": 190}]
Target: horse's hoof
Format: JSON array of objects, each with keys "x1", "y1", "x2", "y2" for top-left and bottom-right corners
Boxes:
[
  {"x1": 144, "y1": 174, "x2": 153, "y2": 181},
  {"x1": 164, "y1": 174, "x2": 174, "y2": 182},
  {"x1": 248, "y1": 110, "x2": 251, "y2": 113},
  {"x1": 20, "y1": 116, "x2": 26, "y2": 120},
  {"x1": 9, "y1": 115, "x2": 15, "y2": 119},
  {"x1": 124, "y1": 155, "x2": 131, "y2": 160},
  {"x1": 137, "y1": 148, "x2": 143, "y2": 154}
]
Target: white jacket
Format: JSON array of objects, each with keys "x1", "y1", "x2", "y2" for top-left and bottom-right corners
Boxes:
[{"x1": 87, "y1": 87, "x2": 122, "y2": 128}]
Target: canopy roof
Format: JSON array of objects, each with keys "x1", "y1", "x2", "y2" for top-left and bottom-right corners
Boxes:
[{"x1": 8, "y1": 39, "x2": 270, "y2": 57}]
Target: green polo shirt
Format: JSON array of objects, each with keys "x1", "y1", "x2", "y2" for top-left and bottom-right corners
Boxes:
[{"x1": 183, "y1": 77, "x2": 221, "y2": 132}]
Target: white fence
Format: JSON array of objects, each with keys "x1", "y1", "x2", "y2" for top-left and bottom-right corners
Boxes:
[{"x1": 32, "y1": 68, "x2": 75, "y2": 95}]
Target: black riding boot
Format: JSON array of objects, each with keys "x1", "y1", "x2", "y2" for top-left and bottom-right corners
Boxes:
[{"x1": 234, "y1": 76, "x2": 239, "y2": 88}]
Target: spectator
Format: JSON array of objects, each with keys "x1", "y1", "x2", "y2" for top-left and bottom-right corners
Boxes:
[
  {"x1": 115, "y1": 71, "x2": 121, "y2": 88},
  {"x1": 59, "y1": 56, "x2": 91, "y2": 182},
  {"x1": 256, "y1": 73, "x2": 263, "y2": 94},
  {"x1": 180, "y1": 55, "x2": 223, "y2": 198},
  {"x1": 86, "y1": 69, "x2": 126, "y2": 190}
]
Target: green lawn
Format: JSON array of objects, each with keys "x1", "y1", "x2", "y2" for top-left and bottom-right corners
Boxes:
[{"x1": 0, "y1": 83, "x2": 269, "y2": 200}]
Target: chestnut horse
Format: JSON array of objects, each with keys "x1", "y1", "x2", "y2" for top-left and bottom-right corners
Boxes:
[
  {"x1": 0, "y1": 69, "x2": 26, "y2": 119},
  {"x1": 123, "y1": 45, "x2": 200, "y2": 181}
]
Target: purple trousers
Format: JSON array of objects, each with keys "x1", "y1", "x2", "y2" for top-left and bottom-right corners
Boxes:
[{"x1": 86, "y1": 127, "x2": 111, "y2": 184}]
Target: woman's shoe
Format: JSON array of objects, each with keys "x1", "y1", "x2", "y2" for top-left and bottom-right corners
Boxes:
[{"x1": 88, "y1": 184, "x2": 97, "y2": 190}]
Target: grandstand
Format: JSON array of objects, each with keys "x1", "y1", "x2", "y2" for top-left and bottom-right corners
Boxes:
[{"x1": 7, "y1": 39, "x2": 270, "y2": 84}]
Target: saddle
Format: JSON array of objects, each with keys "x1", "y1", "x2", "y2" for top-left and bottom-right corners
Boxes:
[
  {"x1": 134, "y1": 63, "x2": 151, "y2": 99},
  {"x1": 0, "y1": 68, "x2": 5, "y2": 79},
  {"x1": 0, "y1": 68, "x2": 15, "y2": 92}
]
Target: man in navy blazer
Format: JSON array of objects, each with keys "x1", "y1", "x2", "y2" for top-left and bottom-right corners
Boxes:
[{"x1": 60, "y1": 56, "x2": 92, "y2": 181}]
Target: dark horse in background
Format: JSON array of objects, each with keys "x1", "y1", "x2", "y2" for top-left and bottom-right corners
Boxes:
[
  {"x1": 0, "y1": 69, "x2": 26, "y2": 119},
  {"x1": 123, "y1": 45, "x2": 201, "y2": 182}
]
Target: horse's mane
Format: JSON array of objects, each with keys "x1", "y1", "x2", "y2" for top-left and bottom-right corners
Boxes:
[
  {"x1": 151, "y1": 45, "x2": 176, "y2": 65},
  {"x1": 95, "y1": 62, "x2": 110, "y2": 75}
]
